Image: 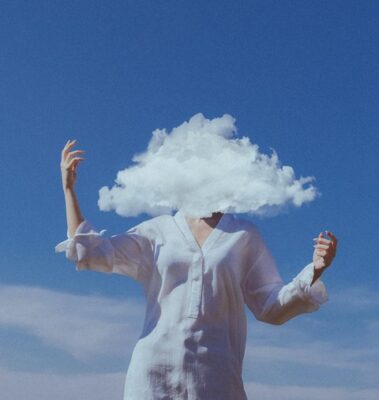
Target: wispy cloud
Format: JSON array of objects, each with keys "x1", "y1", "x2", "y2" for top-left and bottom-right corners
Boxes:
[
  {"x1": 1, "y1": 367, "x2": 378, "y2": 400},
  {"x1": 245, "y1": 342, "x2": 377, "y2": 372},
  {"x1": 245, "y1": 382, "x2": 379, "y2": 400},
  {"x1": 330, "y1": 286, "x2": 379, "y2": 312},
  {"x1": 243, "y1": 287, "x2": 379, "y2": 390},
  {"x1": 1, "y1": 284, "x2": 378, "y2": 398},
  {"x1": 0, "y1": 285, "x2": 145, "y2": 360},
  {"x1": 0, "y1": 368, "x2": 124, "y2": 400}
]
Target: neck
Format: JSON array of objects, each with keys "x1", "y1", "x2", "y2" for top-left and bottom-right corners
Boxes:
[{"x1": 190, "y1": 211, "x2": 224, "y2": 223}]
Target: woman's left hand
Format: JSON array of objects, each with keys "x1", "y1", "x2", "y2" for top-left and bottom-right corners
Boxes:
[{"x1": 313, "y1": 231, "x2": 338, "y2": 272}]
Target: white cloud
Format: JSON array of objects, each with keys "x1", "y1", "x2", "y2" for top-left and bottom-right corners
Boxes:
[
  {"x1": 0, "y1": 368, "x2": 378, "y2": 400},
  {"x1": 98, "y1": 113, "x2": 318, "y2": 218},
  {"x1": 245, "y1": 382, "x2": 379, "y2": 400},
  {"x1": 245, "y1": 342, "x2": 375, "y2": 372},
  {"x1": 0, "y1": 368, "x2": 124, "y2": 400},
  {"x1": 0, "y1": 285, "x2": 145, "y2": 360},
  {"x1": 244, "y1": 299, "x2": 379, "y2": 388},
  {"x1": 331, "y1": 286, "x2": 379, "y2": 312},
  {"x1": 1, "y1": 284, "x2": 378, "y2": 398}
]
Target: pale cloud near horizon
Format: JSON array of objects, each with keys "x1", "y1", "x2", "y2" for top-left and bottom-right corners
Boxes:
[
  {"x1": 245, "y1": 382, "x2": 379, "y2": 400},
  {"x1": 98, "y1": 113, "x2": 318, "y2": 218},
  {"x1": 0, "y1": 368, "x2": 124, "y2": 400},
  {"x1": 1, "y1": 284, "x2": 378, "y2": 399},
  {"x1": 0, "y1": 368, "x2": 378, "y2": 400},
  {"x1": 0, "y1": 285, "x2": 144, "y2": 360},
  {"x1": 331, "y1": 285, "x2": 379, "y2": 311},
  {"x1": 245, "y1": 342, "x2": 379, "y2": 375}
]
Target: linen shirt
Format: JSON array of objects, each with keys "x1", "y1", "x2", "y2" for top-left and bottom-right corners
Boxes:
[{"x1": 55, "y1": 209, "x2": 328, "y2": 400}]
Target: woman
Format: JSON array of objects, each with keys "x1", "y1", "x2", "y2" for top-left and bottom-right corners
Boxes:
[{"x1": 56, "y1": 139, "x2": 338, "y2": 400}]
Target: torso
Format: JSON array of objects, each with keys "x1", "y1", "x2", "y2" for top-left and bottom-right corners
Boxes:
[{"x1": 125, "y1": 210, "x2": 250, "y2": 400}]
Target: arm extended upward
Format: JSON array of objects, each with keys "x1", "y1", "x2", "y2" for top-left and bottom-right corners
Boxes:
[{"x1": 60, "y1": 139, "x2": 85, "y2": 237}]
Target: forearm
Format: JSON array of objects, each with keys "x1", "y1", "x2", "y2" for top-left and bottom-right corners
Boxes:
[
  {"x1": 64, "y1": 188, "x2": 84, "y2": 238},
  {"x1": 246, "y1": 262, "x2": 328, "y2": 325}
]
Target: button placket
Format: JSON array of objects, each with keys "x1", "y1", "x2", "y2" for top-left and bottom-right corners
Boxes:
[{"x1": 187, "y1": 252, "x2": 204, "y2": 318}]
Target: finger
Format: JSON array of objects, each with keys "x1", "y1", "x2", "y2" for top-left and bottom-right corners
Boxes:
[
  {"x1": 61, "y1": 139, "x2": 78, "y2": 158},
  {"x1": 67, "y1": 157, "x2": 84, "y2": 169},
  {"x1": 63, "y1": 139, "x2": 77, "y2": 150},
  {"x1": 327, "y1": 231, "x2": 338, "y2": 245},
  {"x1": 68, "y1": 159, "x2": 84, "y2": 172},
  {"x1": 63, "y1": 139, "x2": 77, "y2": 152},
  {"x1": 314, "y1": 244, "x2": 329, "y2": 250},
  {"x1": 313, "y1": 235, "x2": 331, "y2": 242},
  {"x1": 66, "y1": 150, "x2": 85, "y2": 161},
  {"x1": 322, "y1": 230, "x2": 338, "y2": 244},
  {"x1": 316, "y1": 241, "x2": 334, "y2": 249},
  {"x1": 61, "y1": 140, "x2": 71, "y2": 158},
  {"x1": 313, "y1": 238, "x2": 332, "y2": 245},
  {"x1": 316, "y1": 250, "x2": 327, "y2": 256},
  {"x1": 67, "y1": 149, "x2": 84, "y2": 155}
]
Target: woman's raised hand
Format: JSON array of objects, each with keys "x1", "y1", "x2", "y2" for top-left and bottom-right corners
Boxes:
[
  {"x1": 313, "y1": 231, "x2": 338, "y2": 271},
  {"x1": 60, "y1": 139, "x2": 85, "y2": 191}
]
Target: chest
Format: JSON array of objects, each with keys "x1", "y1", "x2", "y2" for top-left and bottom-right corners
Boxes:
[
  {"x1": 185, "y1": 218, "x2": 217, "y2": 248},
  {"x1": 153, "y1": 223, "x2": 250, "y2": 284}
]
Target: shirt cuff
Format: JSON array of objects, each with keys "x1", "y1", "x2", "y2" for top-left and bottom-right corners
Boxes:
[
  {"x1": 291, "y1": 262, "x2": 329, "y2": 306},
  {"x1": 66, "y1": 220, "x2": 93, "y2": 239},
  {"x1": 54, "y1": 220, "x2": 109, "y2": 270}
]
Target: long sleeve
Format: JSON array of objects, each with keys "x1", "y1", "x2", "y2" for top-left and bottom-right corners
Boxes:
[
  {"x1": 54, "y1": 219, "x2": 154, "y2": 283},
  {"x1": 242, "y1": 229, "x2": 328, "y2": 325}
]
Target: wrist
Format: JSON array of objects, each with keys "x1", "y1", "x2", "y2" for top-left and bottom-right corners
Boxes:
[{"x1": 311, "y1": 265, "x2": 324, "y2": 286}]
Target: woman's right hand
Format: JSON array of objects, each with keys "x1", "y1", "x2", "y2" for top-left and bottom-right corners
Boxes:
[{"x1": 60, "y1": 139, "x2": 85, "y2": 191}]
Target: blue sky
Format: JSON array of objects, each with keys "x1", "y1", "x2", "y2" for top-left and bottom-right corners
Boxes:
[{"x1": 0, "y1": 1, "x2": 378, "y2": 399}]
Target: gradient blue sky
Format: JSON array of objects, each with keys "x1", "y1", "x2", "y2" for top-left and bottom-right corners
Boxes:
[{"x1": 1, "y1": 1, "x2": 378, "y2": 399}]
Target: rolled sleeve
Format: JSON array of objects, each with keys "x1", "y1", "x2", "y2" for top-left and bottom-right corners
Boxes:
[
  {"x1": 54, "y1": 220, "x2": 154, "y2": 282},
  {"x1": 242, "y1": 230, "x2": 328, "y2": 325},
  {"x1": 288, "y1": 262, "x2": 328, "y2": 306}
]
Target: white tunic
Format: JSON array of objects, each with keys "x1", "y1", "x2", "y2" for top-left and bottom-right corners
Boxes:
[{"x1": 55, "y1": 208, "x2": 328, "y2": 400}]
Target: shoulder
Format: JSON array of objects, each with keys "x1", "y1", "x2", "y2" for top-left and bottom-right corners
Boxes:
[
  {"x1": 229, "y1": 214, "x2": 269, "y2": 253},
  {"x1": 230, "y1": 214, "x2": 261, "y2": 237},
  {"x1": 141, "y1": 214, "x2": 172, "y2": 230},
  {"x1": 127, "y1": 214, "x2": 172, "y2": 242}
]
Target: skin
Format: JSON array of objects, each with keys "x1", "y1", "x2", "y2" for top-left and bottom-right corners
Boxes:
[
  {"x1": 60, "y1": 140, "x2": 338, "y2": 285},
  {"x1": 60, "y1": 139, "x2": 85, "y2": 238},
  {"x1": 185, "y1": 212, "x2": 224, "y2": 248},
  {"x1": 311, "y1": 231, "x2": 338, "y2": 284}
]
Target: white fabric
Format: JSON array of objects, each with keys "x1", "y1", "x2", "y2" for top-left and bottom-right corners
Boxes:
[{"x1": 55, "y1": 209, "x2": 328, "y2": 400}]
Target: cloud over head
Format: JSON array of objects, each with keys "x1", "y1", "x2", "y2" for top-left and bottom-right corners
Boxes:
[{"x1": 98, "y1": 113, "x2": 318, "y2": 218}]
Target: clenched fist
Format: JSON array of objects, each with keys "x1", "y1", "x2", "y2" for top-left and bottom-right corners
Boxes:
[{"x1": 313, "y1": 231, "x2": 338, "y2": 274}]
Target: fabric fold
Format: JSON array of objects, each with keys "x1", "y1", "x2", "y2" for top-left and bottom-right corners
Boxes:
[
  {"x1": 290, "y1": 262, "x2": 328, "y2": 305},
  {"x1": 242, "y1": 230, "x2": 329, "y2": 325},
  {"x1": 54, "y1": 219, "x2": 155, "y2": 280},
  {"x1": 54, "y1": 220, "x2": 113, "y2": 272}
]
